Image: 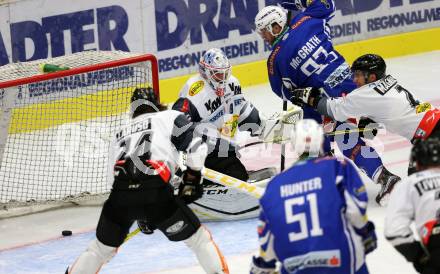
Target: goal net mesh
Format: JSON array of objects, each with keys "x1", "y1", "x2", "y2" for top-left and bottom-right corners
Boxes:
[{"x1": 0, "y1": 51, "x2": 159, "y2": 216}]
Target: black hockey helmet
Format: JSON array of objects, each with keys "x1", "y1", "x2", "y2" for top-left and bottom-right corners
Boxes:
[
  {"x1": 411, "y1": 137, "x2": 440, "y2": 169},
  {"x1": 130, "y1": 87, "x2": 166, "y2": 118},
  {"x1": 351, "y1": 54, "x2": 386, "y2": 80}
]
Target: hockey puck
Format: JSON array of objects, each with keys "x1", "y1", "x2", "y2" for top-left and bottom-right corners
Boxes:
[{"x1": 62, "y1": 230, "x2": 72, "y2": 236}]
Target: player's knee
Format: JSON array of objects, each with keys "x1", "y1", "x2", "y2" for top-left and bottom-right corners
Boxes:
[{"x1": 157, "y1": 201, "x2": 200, "y2": 241}]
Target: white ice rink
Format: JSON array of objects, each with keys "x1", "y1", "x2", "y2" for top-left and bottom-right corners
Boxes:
[{"x1": 1, "y1": 51, "x2": 440, "y2": 274}]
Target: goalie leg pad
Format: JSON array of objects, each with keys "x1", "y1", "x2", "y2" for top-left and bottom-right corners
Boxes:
[
  {"x1": 184, "y1": 226, "x2": 230, "y2": 274},
  {"x1": 157, "y1": 198, "x2": 201, "y2": 242},
  {"x1": 68, "y1": 239, "x2": 116, "y2": 274}
]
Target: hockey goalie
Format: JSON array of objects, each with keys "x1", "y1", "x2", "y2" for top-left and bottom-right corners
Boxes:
[{"x1": 172, "y1": 48, "x2": 303, "y2": 221}]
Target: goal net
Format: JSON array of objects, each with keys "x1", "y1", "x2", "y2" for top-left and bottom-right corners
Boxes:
[{"x1": 0, "y1": 51, "x2": 159, "y2": 217}]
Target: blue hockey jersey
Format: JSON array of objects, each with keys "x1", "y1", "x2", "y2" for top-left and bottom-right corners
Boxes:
[
  {"x1": 267, "y1": 0, "x2": 357, "y2": 121},
  {"x1": 257, "y1": 156, "x2": 369, "y2": 274}
]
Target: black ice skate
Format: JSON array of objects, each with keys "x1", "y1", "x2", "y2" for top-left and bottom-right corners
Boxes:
[{"x1": 376, "y1": 167, "x2": 401, "y2": 205}]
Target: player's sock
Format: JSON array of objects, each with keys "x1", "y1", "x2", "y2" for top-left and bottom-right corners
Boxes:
[
  {"x1": 184, "y1": 225, "x2": 229, "y2": 274},
  {"x1": 67, "y1": 239, "x2": 117, "y2": 274}
]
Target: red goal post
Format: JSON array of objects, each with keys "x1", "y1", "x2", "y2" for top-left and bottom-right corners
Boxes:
[{"x1": 0, "y1": 51, "x2": 159, "y2": 217}]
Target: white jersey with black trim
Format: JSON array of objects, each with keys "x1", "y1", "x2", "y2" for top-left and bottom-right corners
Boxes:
[
  {"x1": 178, "y1": 74, "x2": 259, "y2": 145},
  {"x1": 385, "y1": 168, "x2": 440, "y2": 246},
  {"x1": 107, "y1": 110, "x2": 185, "y2": 185},
  {"x1": 325, "y1": 75, "x2": 427, "y2": 140}
]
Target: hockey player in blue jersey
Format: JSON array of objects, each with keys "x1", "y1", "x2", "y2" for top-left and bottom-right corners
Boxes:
[
  {"x1": 254, "y1": 0, "x2": 400, "y2": 204},
  {"x1": 250, "y1": 119, "x2": 377, "y2": 274}
]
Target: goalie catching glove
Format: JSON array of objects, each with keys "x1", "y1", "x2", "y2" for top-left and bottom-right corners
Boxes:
[{"x1": 256, "y1": 105, "x2": 303, "y2": 143}]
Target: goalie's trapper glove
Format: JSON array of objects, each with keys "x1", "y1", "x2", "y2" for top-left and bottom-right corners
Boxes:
[
  {"x1": 288, "y1": 87, "x2": 322, "y2": 108},
  {"x1": 250, "y1": 256, "x2": 277, "y2": 274},
  {"x1": 179, "y1": 168, "x2": 203, "y2": 204},
  {"x1": 281, "y1": 0, "x2": 309, "y2": 10},
  {"x1": 354, "y1": 221, "x2": 377, "y2": 255}
]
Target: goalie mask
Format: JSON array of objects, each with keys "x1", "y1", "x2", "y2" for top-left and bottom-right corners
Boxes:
[
  {"x1": 199, "y1": 48, "x2": 231, "y2": 97},
  {"x1": 291, "y1": 119, "x2": 324, "y2": 158}
]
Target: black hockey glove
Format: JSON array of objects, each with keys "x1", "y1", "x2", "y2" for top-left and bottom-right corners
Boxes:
[
  {"x1": 137, "y1": 219, "x2": 156, "y2": 235},
  {"x1": 281, "y1": 0, "x2": 308, "y2": 10},
  {"x1": 179, "y1": 168, "x2": 203, "y2": 204},
  {"x1": 250, "y1": 256, "x2": 277, "y2": 274},
  {"x1": 288, "y1": 87, "x2": 322, "y2": 108},
  {"x1": 358, "y1": 117, "x2": 379, "y2": 139},
  {"x1": 354, "y1": 221, "x2": 377, "y2": 255}
]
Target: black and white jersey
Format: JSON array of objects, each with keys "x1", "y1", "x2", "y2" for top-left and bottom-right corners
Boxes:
[
  {"x1": 172, "y1": 74, "x2": 261, "y2": 147},
  {"x1": 107, "y1": 110, "x2": 197, "y2": 184},
  {"x1": 324, "y1": 75, "x2": 427, "y2": 140},
  {"x1": 385, "y1": 168, "x2": 440, "y2": 247}
]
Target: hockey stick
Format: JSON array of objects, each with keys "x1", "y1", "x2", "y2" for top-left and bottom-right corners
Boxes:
[
  {"x1": 202, "y1": 167, "x2": 264, "y2": 199},
  {"x1": 326, "y1": 127, "x2": 379, "y2": 136}
]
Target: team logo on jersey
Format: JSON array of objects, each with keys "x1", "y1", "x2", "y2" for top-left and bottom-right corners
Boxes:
[
  {"x1": 205, "y1": 97, "x2": 222, "y2": 113},
  {"x1": 189, "y1": 81, "x2": 204, "y2": 96},
  {"x1": 220, "y1": 114, "x2": 239, "y2": 138},
  {"x1": 284, "y1": 250, "x2": 341, "y2": 272},
  {"x1": 416, "y1": 102, "x2": 432, "y2": 114}
]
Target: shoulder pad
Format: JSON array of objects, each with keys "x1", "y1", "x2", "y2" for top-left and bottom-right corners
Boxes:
[{"x1": 181, "y1": 75, "x2": 206, "y2": 97}]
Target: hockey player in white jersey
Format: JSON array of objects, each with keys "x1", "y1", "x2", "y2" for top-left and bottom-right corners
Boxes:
[
  {"x1": 290, "y1": 54, "x2": 440, "y2": 200},
  {"x1": 172, "y1": 48, "x2": 280, "y2": 219},
  {"x1": 66, "y1": 88, "x2": 229, "y2": 274},
  {"x1": 385, "y1": 137, "x2": 440, "y2": 274}
]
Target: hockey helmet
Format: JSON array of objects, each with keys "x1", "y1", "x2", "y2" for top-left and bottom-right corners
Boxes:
[
  {"x1": 291, "y1": 119, "x2": 324, "y2": 158},
  {"x1": 411, "y1": 137, "x2": 440, "y2": 169},
  {"x1": 130, "y1": 87, "x2": 162, "y2": 118},
  {"x1": 199, "y1": 48, "x2": 231, "y2": 96},
  {"x1": 352, "y1": 54, "x2": 386, "y2": 80},
  {"x1": 255, "y1": 6, "x2": 287, "y2": 38}
]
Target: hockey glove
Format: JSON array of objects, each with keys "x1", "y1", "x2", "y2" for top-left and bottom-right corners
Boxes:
[
  {"x1": 288, "y1": 87, "x2": 322, "y2": 108},
  {"x1": 355, "y1": 221, "x2": 377, "y2": 255},
  {"x1": 137, "y1": 219, "x2": 155, "y2": 235},
  {"x1": 250, "y1": 256, "x2": 277, "y2": 274},
  {"x1": 179, "y1": 168, "x2": 203, "y2": 204},
  {"x1": 358, "y1": 117, "x2": 379, "y2": 139},
  {"x1": 281, "y1": 0, "x2": 309, "y2": 10}
]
